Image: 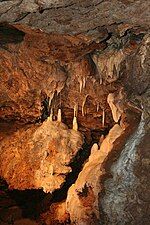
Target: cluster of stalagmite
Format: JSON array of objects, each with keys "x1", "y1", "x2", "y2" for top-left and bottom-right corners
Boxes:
[{"x1": 48, "y1": 107, "x2": 78, "y2": 131}]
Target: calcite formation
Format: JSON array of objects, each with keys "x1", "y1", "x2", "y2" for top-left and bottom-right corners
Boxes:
[
  {"x1": 107, "y1": 90, "x2": 124, "y2": 123},
  {"x1": 0, "y1": 120, "x2": 83, "y2": 193},
  {"x1": 0, "y1": 1, "x2": 149, "y2": 225},
  {"x1": 66, "y1": 124, "x2": 124, "y2": 225}
]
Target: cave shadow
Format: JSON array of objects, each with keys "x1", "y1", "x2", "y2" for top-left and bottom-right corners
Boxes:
[{"x1": 0, "y1": 23, "x2": 25, "y2": 48}]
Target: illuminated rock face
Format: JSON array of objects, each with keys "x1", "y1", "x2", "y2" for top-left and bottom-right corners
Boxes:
[
  {"x1": 0, "y1": 2, "x2": 149, "y2": 225},
  {"x1": 66, "y1": 124, "x2": 124, "y2": 225},
  {"x1": 0, "y1": 120, "x2": 83, "y2": 193},
  {"x1": 0, "y1": 29, "x2": 67, "y2": 122}
]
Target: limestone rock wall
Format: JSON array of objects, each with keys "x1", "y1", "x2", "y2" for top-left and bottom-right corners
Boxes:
[{"x1": 0, "y1": 120, "x2": 83, "y2": 193}]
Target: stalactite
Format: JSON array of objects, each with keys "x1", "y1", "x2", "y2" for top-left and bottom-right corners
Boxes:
[
  {"x1": 93, "y1": 49, "x2": 125, "y2": 83},
  {"x1": 99, "y1": 75, "x2": 103, "y2": 85},
  {"x1": 102, "y1": 109, "x2": 105, "y2": 127},
  {"x1": 74, "y1": 104, "x2": 78, "y2": 117},
  {"x1": 97, "y1": 102, "x2": 99, "y2": 112},
  {"x1": 56, "y1": 86, "x2": 63, "y2": 96},
  {"x1": 83, "y1": 77, "x2": 86, "y2": 89},
  {"x1": 59, "y1": 92, "x2": 62, "y2": 108},
  {"x1": 79, "y1": 79, "x2": 83, "y2": 93},
  {"x1": 81, "y1": 103, "x2": 84, "y2": 117},
  {"x1": 48, "y1": 92, "x2": 55, "y2": 110},
  {"x1": 92, "y1": 77, "x2": 96, "y2": 85},
  {"x1": 57, "y1": 108, "x2": 62, "y2": 122},
  {"x1": 82, "y1": 95, "x2": 88, "y2": 116},
  {"x1": 73, "y1": 116, "x2": 78, "y2": 131},
  {"x1": 107, "y1": 93, "x2": 123, "y2": 123}
]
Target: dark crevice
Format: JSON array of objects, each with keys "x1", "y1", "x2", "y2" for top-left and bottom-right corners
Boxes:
[
  {"x1": 14, "y1": 12, "x2": 30, "y2": 22},
  {"x1": 0, "y1": 23, "x2": 25, "y2": 44},
  {"x1": 51, "y1": 141, "x2": 92, "y2": 204},
  {"x1": 37, "y1": 2, "x2": 76, "y2": 14}
]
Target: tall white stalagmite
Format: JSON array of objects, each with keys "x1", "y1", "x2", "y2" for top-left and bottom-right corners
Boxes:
[
  {"x1": 102, "y1": 109, "x2": 105, "y2": 127},
  {"x1": 91, "y1": 143, "x2": 99, "y2": 154},
  {"x1": 73, "y1": 116, "x2": 78, "y2": 131},
  {"x1": 49, "y1": 109, "x2": 53, "y2": 121},
  {"x1": 99, "y1": 134, "x2": 104, "y2": 145},
  {"x1": 57, "y1": 108, "x2": 62, "y2": 122}
]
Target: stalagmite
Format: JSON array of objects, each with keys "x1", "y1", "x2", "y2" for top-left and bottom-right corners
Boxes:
[
  {"x1": 73, "y1": 116, "x2": 78, "y2": 131},
  {"x1": 99, "y1": 134, "x2": 105, "y2": 146},
  {"x1": 57, "y1": 108, "x2": 62, "y2": 122},
  {"x1": 102, "y1": 109, "x2": 105, "y2": 127},
  {"x1": 49, "y1": 109, "x2": 53, "y2": 121},
  {"x1": 91, "y1": 143, "x2": 99, "y2": 154}
]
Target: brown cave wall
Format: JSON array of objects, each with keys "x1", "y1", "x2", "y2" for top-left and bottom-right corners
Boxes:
[
  {"x1": 0, "y1": 23, "x2": 147, "y2": 126},
  {"x1": 0, "y1": 3, "x2": 149, "y2": 224}
]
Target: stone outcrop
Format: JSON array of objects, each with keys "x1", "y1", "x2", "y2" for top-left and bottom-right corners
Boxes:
[
  {"x1": 0, "y1": 120, "x2": 83, "y2": 193},
  {"x1": 66, "y1": 124, "x2": 124, "y2": 225},
  {"x1": 0, "y1": 29, "x2": 67, "y2": 122},
  {"x1": 100, "y1": 115, "x2": 150, "y2": 225},
  {"x1": 41, "y1": 201, "x2": 70, "y2": 225}
]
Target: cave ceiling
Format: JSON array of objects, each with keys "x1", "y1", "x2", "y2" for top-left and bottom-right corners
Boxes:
[{"x1": 0, "y1": 0, "x2": 149, "y2": 37}]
